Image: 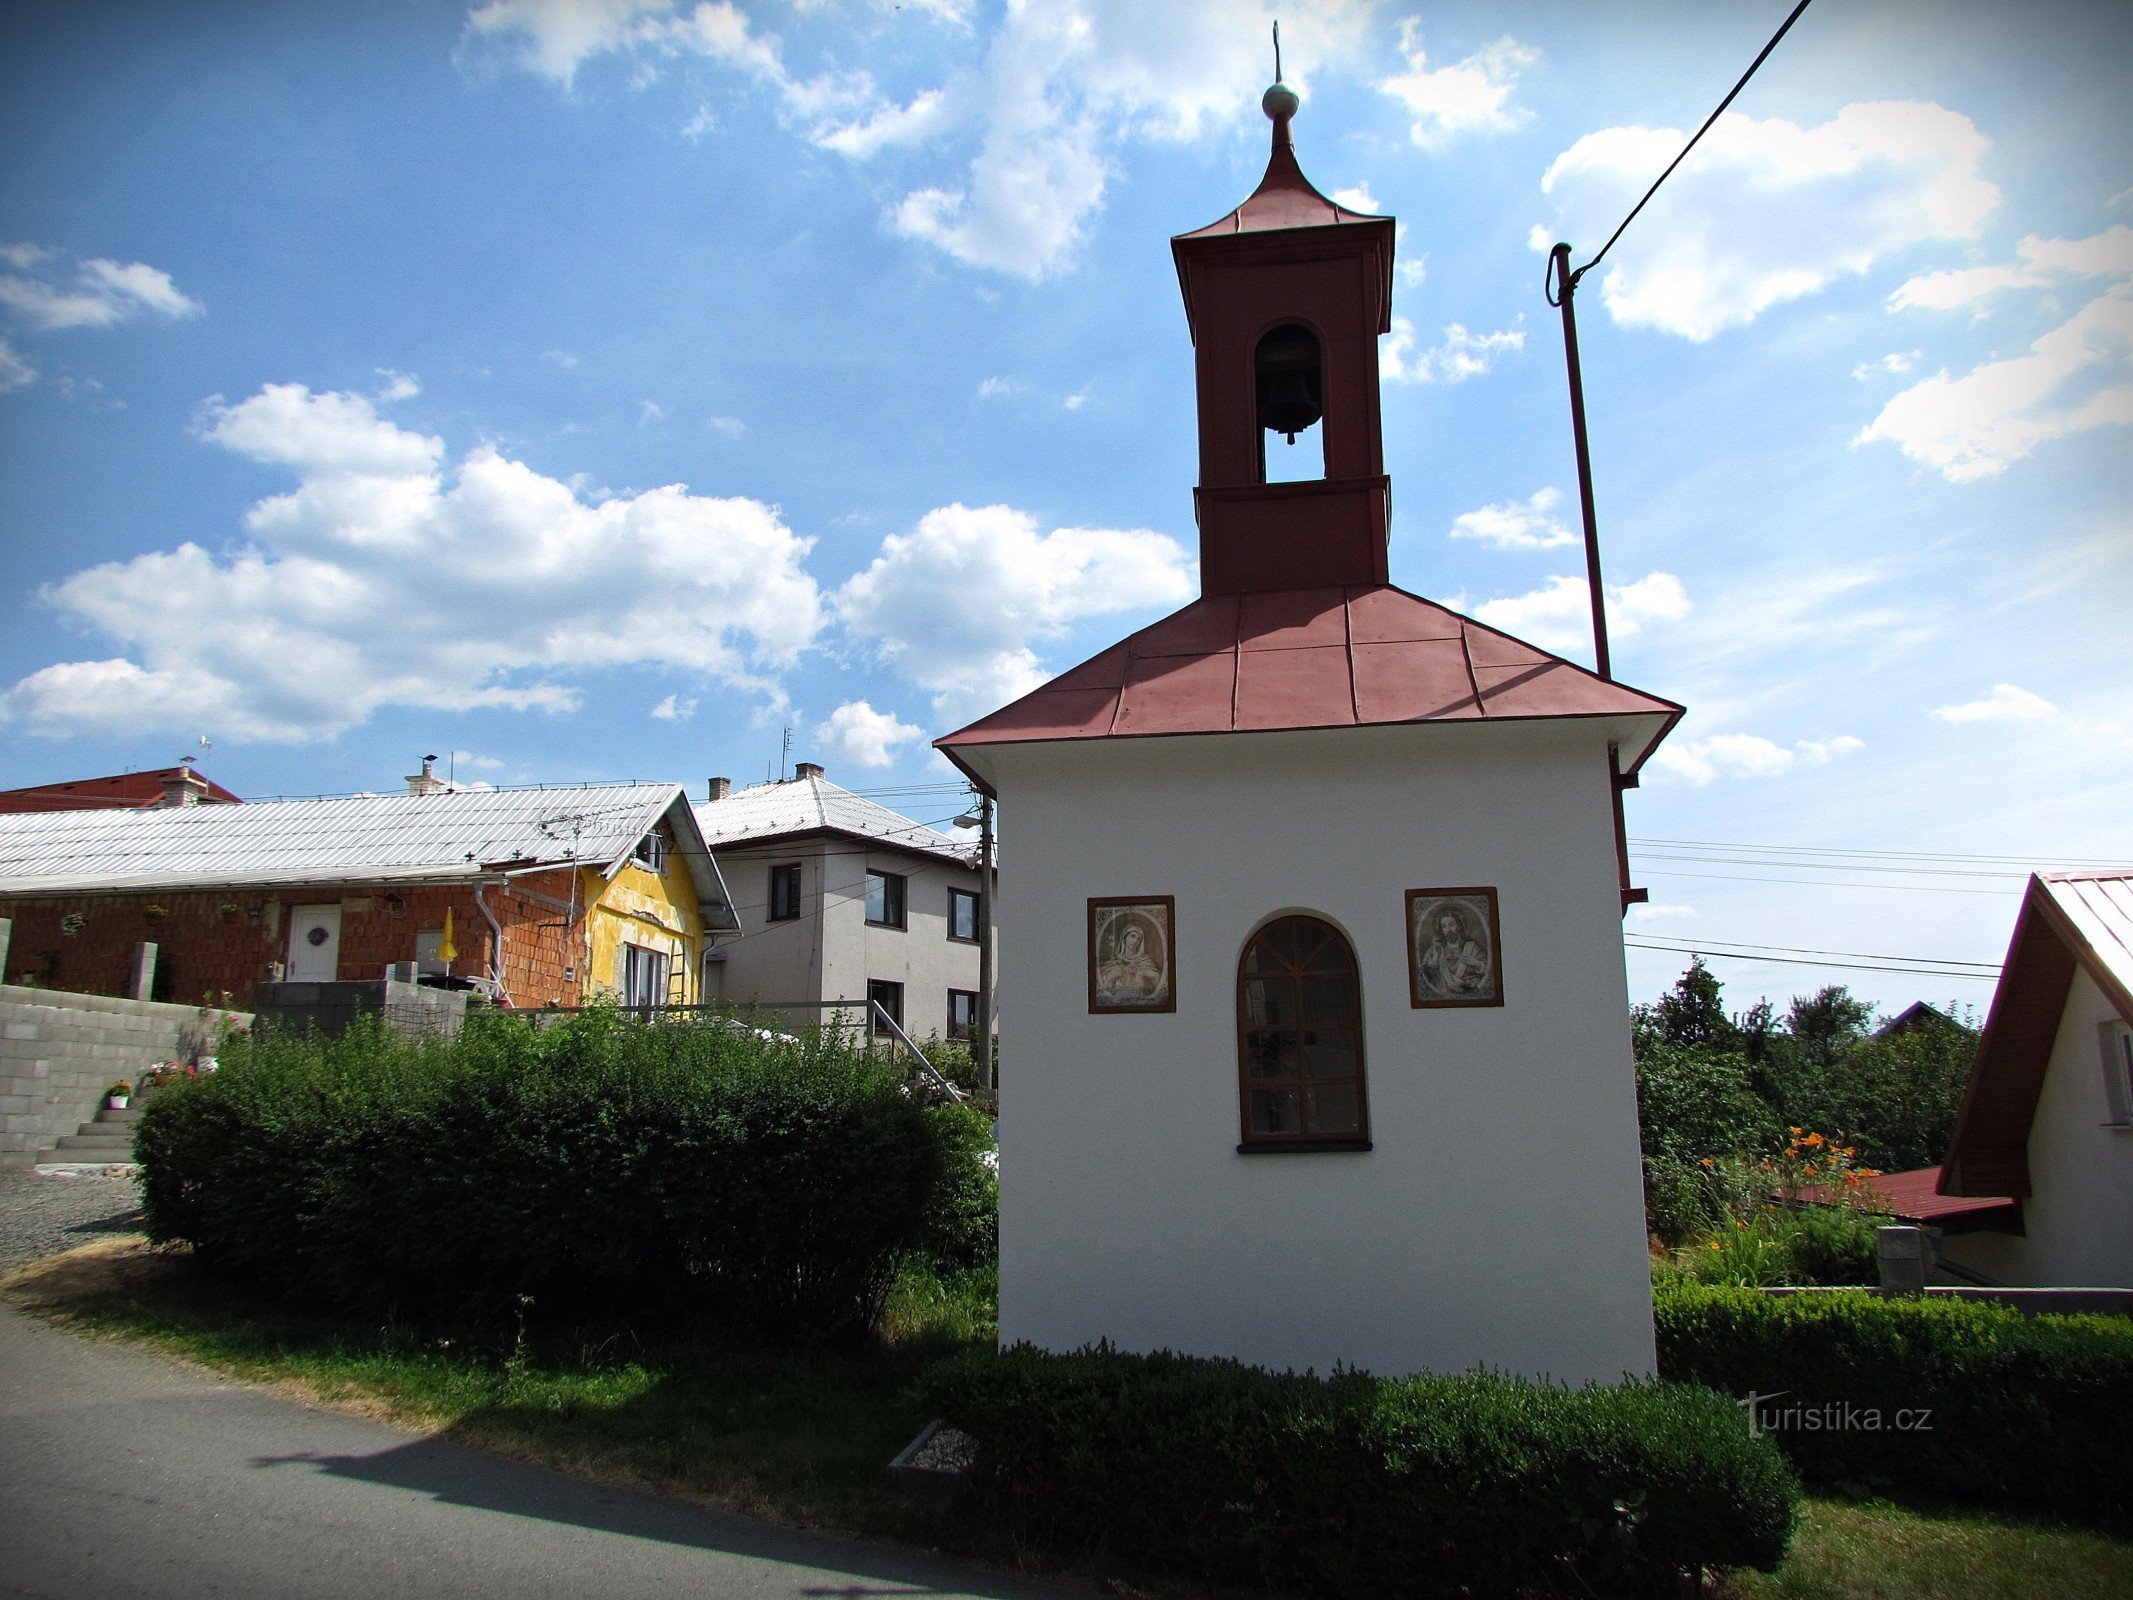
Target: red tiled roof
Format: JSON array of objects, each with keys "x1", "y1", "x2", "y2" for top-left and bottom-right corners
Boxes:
[
  {"x1": 937, "y1": 584, "x2": 1680, "y2": 770},
  {"x1": 0, "y1": 767, "x2": 242, "y2": 813}
]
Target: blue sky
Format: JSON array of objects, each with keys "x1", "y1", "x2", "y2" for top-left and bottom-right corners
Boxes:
[{"x1": 1, "y1": 0, "x2": 2127, "y2": 1012}]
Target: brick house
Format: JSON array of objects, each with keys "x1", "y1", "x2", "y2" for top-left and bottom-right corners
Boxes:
[{"x1": 0, "y1": 780, "x2": 734, "y2": 1011}]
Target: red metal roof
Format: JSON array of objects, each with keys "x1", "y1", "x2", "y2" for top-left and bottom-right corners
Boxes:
[
  {"x1": 1174, "y1": 114, "x2": 1380, "y2": 239},
  {"x1": 1802, "y1": 1166, "x2": 2021, "y2": 1231},
  {"x1": 0, "y1": 767, "x2": 242, "y2": 813},
  {"x1": 938, "y1": 585, "x2": 1680, "y2": 771}
]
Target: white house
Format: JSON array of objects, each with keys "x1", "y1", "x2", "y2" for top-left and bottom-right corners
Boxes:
[
  {"x1": 936, "y1": 86, "x2": 1681, "y2": 1384},
  {"x1": 1933, "y1": 872, "x2": 2133, "y2": 1288},
  {"x1": 693, "y1": 764, "x2": 990, "y2": 1047}
]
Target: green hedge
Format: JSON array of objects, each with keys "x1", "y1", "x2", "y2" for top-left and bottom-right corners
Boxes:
[
  {"x1": 1655, "y1": 1283, "x2": 2133, "y2": 1523},
  {"x1": 921, "y1": 1346, "x2": 1798, "y2": 1597},
  {"x1": 137, "y1": 1008, "x2": 988, "y2": 1339}
]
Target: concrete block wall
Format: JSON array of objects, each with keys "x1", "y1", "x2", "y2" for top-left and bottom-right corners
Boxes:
[{"x1": 0, "y1": 984, "x2": 251, "y2": 1168}]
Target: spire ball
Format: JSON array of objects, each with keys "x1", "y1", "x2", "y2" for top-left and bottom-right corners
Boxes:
[{"x1": 1262, "y1": 80, "x2": 1299, "y2": 121}]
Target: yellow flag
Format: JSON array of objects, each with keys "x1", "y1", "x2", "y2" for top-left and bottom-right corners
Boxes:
[{"x1": 439, "y1": 907, "x2": 458, "y2": 964}]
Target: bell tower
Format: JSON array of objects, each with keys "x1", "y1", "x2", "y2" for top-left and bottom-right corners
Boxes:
[{"x1": 1172, "y1": 75, "x2": 1396, "y2": 596}]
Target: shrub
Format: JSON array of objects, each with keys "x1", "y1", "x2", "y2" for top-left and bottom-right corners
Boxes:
[
  {"x1": 1655, "y1": 1282, "x2": 2133, "y2": 1524},
  {"x1": 916, "y1": 1100, "x2": 997, "y2": 1272},
  {"x1": 1678, "y1": 1208, "x2": 1879, "y2": 1288},
  {"x1": 921, "y1": 1345, "x2": 1799, "y2": 1597},
  {"x1": 136, "y1": 1007, "x2": 983, "y2": 1341}
]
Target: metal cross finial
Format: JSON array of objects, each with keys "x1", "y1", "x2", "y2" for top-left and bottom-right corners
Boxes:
[{"x1": 1272, "y1": 20, "x2": 1283, "y2": 83}]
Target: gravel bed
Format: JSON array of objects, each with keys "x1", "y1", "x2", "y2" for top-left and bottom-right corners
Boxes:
[{"x1": 0, "y1": 1168, "x2": 147, "y2": 1274}]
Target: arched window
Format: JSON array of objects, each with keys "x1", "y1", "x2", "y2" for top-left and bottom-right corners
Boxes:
[
  {"x1": 1237, "y1": 915, "x2": 1368, "y2": 1148},
  {"x1": 1254, "y1": 323, "x2": 1324, "y2": 484}
]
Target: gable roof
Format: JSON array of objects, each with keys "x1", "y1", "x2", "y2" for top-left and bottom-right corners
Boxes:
[
  {"x1": 693, "y1": 772, "x2": 972, "y2": 867},
  {"x1": 0, "y1": 782, "x2": 733, "y2": 923},
  {"x1": 0, "y1": 766, "x2": 242, "y2": 813},
  {"x1": 1941, "y1": 872, "x2": 2133, "y2": 1198},
  {"x1": 936, "y1": 584, "x2": 1681, "y2": 787}
]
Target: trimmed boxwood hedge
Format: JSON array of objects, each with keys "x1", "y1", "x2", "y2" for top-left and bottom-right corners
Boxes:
[
  {"x1": 136, "y1": 1007, "x2": 992, "y2": 1339},
  {"x1": 1655, "y1": 1282, "x2": 2133, "y2": 1524},
  {"x1": 920, "y1": 1345, "x2": 1799, "y2": 1597}
]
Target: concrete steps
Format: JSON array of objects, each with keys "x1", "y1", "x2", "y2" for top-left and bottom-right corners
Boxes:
[{"x1": 35, "y1": 1100, "x2": 141, "y2": 1167}]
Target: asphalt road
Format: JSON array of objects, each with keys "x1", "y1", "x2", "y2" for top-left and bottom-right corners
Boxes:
[{"x1": 0, "y1": 1299, "x2": 1066, "y2": 1600}]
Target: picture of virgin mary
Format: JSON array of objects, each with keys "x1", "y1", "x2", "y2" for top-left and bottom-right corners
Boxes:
[{"x1": 1089, "y1": 898, "x2": 1175, "y2": 1012}]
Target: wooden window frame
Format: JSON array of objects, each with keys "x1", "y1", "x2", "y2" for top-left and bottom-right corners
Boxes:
[
  {"x1": 865, "y1": 868, "x2": 907, "y2": 930},
  {"x1": 1235, "y1": 914, "x2": 1371, "y2": 1153},
  {"x1": 633, "y1": 827, "x2": 671, "y2": 875},
  {"x1": 767, "y1": 861, "x2": 802, "y2": 923},
  {"x1": 948, "y1": 988, "x2": 979, "y2": 1040},
  {"x1": 947, "y1": 886, "x2": 980, "y2": 945}
]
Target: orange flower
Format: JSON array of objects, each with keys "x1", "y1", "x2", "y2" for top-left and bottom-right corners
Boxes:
[{"x1": 1700, "y1": 1158, "x2": 1714, "y2": 1169}]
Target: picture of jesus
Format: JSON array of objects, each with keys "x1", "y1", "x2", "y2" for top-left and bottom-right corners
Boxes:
[
  {"x1": 1405, "y1": 888, "x2": 1503, "y2": 1008},
  {"x1": 1089, "y1": 897, "x2": 1175, "y2": 1013}
]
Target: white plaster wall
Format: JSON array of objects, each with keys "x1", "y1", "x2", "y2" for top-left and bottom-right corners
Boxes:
[
  {"x1": 1939, "y1": 965, "x2": 2133, "y2": 1288},
  {"x1": 709, "y1": 837, "x2": 983, "y2": 1039},
  {"x1": 977, "y1": 721, "x2": 1657, "y2": 1385}
]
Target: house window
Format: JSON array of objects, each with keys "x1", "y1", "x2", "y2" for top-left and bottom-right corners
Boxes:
[
  {"x1": 868, "y1": 979, "x2": 904, "y2": 1037},
  {"x1": 866, "y1": 869, "x2": 907, "y2": 929},
  {"x1": 619, "y1": 943, "x2": 670, "y2": 1009},
  {"x1": 633, "y1": 827, "x2": 670, "y2": 875},
  {"x1": 1237, "y1": 915, "x2": 1369, "y2": 1150},
  {"x1": 948, "y1": 887, "x2": 980, "y2": 943},
  {"x1": 768, "y1": 861, "x2": 802, "y2": 922},
  {"x1": 2104, "y1": 1021, "x2": 2133, "y2": 1126},
  {"x1": 948, "y1": 989, "x2": 979, "y2": 1040}
]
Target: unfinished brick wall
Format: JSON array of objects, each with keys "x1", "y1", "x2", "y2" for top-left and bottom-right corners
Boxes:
[{"x1": 0, "y1": 879, "x2": 589, "y2": 1011}]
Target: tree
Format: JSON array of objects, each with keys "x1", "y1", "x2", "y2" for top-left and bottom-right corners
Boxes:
[{"x1": 1641, "y1": 956, "x2": 1742, "y2": 1051}]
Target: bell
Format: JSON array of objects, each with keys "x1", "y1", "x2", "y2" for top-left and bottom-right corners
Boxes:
[
  {"x1": 1257, "y1": 368, "x2": 1321, "y2": 439},
  {"x1": 1254, "y1": 323, "x2": 1323, "y2": 439}
]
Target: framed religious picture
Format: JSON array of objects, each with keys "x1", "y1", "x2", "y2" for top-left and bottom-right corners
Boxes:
[
  {"x1": 1404, "y1": 887, "x2": 1504, "y2": 1009},
  {"x1": 1088, "y1": 896, "x2": 1177, "y2": 1014}
]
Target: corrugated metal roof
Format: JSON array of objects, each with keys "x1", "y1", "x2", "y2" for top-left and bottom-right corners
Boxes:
[
  {"x1": 694, "y1": 774, "x2": 971, "y2": 865},
  {"x1": 2043, "y1": 871, "x2": 2133, "y2": 999},
  {"x1": 0, "y1": 782, "x2": 716, "y2": 900}
]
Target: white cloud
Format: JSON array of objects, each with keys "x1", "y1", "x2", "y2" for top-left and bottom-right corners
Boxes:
[
  {"x1": 650, "y1": 692, "x2": 697, "y2": 721},
  {"x1": 1889, "y1": 224, "x2": 2133, "y2": 312},
  {"x1": 1062, "y1": 385, "x2": 1090, "y2": 410},
  {"x1": 817, "y1": 699, "x2": 925, "y2": 767},
  {"x1": 1449, "y1": 486, "x2": 1574, "y2": 551},
  {"x1": 0, "y1": 379, "x2": 824, "y2": 742},
  {"x1": 1381, "y1": 316, "x2": 1525, "y2": 383},
  {"x1": 0, "y1": 251, "x2": 203, "y2": 332},
  {"x1": 1647, "y1": 731, "x2": 1863, "y2": 787},
  {"x1": 0, "y1": 339, "x2": 33, "y2": 392},
  {"x1": 374, "y1": 370, "x2": 422, "y2": 402},
  {"x1": 706, "y1": 413, "x2": 744, "y2": 435},
  {"x1": 1331, "y1": 183, "x2": 1380, "y2": 213},
  {"x1": 470, "y1": 1, "x2": 1377, "y2": 281},
  {"x1": 1855, "y1": 280, "x2": 2133, "y2": 481},
  {"x1": 1378, "y1": 28, "x2": 1535, "y2": 150},
  {"x1": 976, "y1": 375, "x2": 1024, "y2": 398},
  {"x1": 1851, "y1": 351, "x2": 1919, "y2": 381},
  {"x1": 1473, "y1": 571, "x2": 1691, "y2": 656},
  {"x1": 836, "y1": 501, "x2": 1194, "y2": 726},
  {"x1": 1536, "y1": 102, "x2": 2000, "y2": 341},
  {"x1": 1397, "y1": 254, "x2": 1428, "y2": 289},
  {"x1": 1930, "y1": 683, "x2": 2057, "y2": 723},
  {"x1": 639, "y1": 399, "x2": 665, "y2": 424}
]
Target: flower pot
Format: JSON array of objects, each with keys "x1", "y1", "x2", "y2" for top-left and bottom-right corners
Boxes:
[{"x1": 106, "y1": 1095, "x2": 130, "y2": 1110}]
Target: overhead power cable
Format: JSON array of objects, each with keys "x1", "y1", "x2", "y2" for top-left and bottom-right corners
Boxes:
[
  {"x1": 1624, "y1": 938, "x2": 2000, "y2": 983},
  {"x1": 1567, "y1": 0, "x2": 1817, "y2": 284}
]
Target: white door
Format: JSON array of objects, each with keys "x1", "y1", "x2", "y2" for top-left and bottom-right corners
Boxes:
[{"x1": 287, "y1": 905, "x2": 343, "y2": 982}]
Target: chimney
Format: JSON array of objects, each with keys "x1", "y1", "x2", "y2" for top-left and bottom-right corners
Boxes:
[
  {"x1": 405, "y1": 754, "x2": 447, "y2": 797},
  {"x1": 157, "y1": 764, "x2": 209, "y2": 808},
  {"x1": 793, "y1": 761, "x2": 825, "y2": 782},
  {"x1": 707, "y1": 777, "x2": 731, "y2": 801}
]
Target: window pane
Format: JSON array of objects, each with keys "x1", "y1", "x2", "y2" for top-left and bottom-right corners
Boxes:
[
  {"x1": 1244, "y1": 1029, "x2": 1298, "y2": 1079},
  {"x1": 1250, "y1": 1087, "x2": 1300, "y2": 1135},
  {"x1": 1244, "y1": 921, "x2": 1300, "y2": 972},
  {"x1": 1302, "y1": 1028, "x2": 1357, "y2": 1078},
  {"x1": 951, "y1": 889, "x2": 978, "y2": 940},
  {"x1": 1242, "y1": 977, "x2": 1297, "y2": 1026},
  {"x1": 1300, "y1": 975, "x2": 1353, "y2": 1024},
  {"x1": 1307, "y1": 1084, "x2": 1360, "y2": 1136},
  {"x1": 866, "y1": 872, "x2": 886, "y2": 922}
]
